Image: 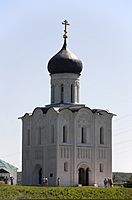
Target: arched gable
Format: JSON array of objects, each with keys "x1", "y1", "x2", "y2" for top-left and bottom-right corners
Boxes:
[
  {"x1": 46, "y1": 107, "x2": 58, "y2": 116},
  {"x1": 78, "y1": 107, "x2": 93, "y2": 117},
  {"x1": 21, "y1": 113, "x2": 31, "y2": 128},
  {"x1": 76, "y1": 107, "x2": 94, "y2": 127},
  {"x1": 58, "y1": 108, "x2": 73, "y2": 126},
  {"x1": 46, "y1": 107, "x2": 58, "y2": 125},
  {"x1": 94, "y1": 109, "x2": 114, "y2": 120},
  {"x1": 32, "y1": 107, "x2": 44, "y2": 117},
  {"x1": 21, "y1": 113, "x2": 30, "y2": 120},
  {"x1": 31, "y1": 108, "x2": 45, "y2": 126}
]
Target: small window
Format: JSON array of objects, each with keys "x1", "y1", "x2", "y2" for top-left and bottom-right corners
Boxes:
[
  {"x1": 81, "y1": 127, "x2": 86, "y2": 143},
  {"x1": 38, "y1": 127, "x2": 41, "y2": 145},
  {"x1": 63, "y1": 126, "x2": 67, "y2": 143},
  {"x1": 51, "y1": 125, "x2": 54, "y2": 144},
  {"x1": 100, "y1": 127, "x2": 104, "y2": 144},
  {"x1": 27, "y1": 129, "x2": 30, "y2": 145},
  {"x1": 99, "y1": 163, "x2": 103, "y2": 172},
  {"x1": 64, "y1": 162, "x2": 68, "y2": 172},
  {"x1": 71, "y1": 84, "x2": 74, "y2": 103},
  {"x1": 60, "y1": 84, "x2": 64, "y2": 103}
]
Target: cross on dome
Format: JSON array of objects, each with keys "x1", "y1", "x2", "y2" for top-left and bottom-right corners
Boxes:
[{"x1": 62, "y1": 20, "x2": 70, "y2": 39}]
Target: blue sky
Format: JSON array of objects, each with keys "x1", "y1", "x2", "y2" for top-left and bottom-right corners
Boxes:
[{"x1": 0, "y1": 0, "x2": 132, "y2": 172}]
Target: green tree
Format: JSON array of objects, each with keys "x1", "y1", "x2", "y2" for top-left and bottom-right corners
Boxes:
[{"x1": 127, "y1": 175, "x2": 132, "y2": 183}]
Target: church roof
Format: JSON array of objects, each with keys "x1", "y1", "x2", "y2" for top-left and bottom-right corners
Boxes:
[
  {"x1": 58, "y1": 105, "x2": 85, "y2": 112},
  {"x1": 47, "y1": 41, "x2": 83, "y2": 75},
  {"x1": 38, "y1": 107, "x2": 49, "y2": 114},
  {"x1": 21, "y1": 105, "x2": 115, "y2": 119},
  {"x1": 47, "y1": 20, "x2": 83, "y2": 75},
  {"x1": 37, "y1": 106, "x2": 114, "y2": 115},
  {"x1": 0, "y1": 159, "x2": 17, "y2": 171}
]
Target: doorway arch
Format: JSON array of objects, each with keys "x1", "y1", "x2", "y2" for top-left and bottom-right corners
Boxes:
[
  {"x1": 78, "y1": 164, "x2": 90, "y2": 186},
  {"x1": 39, "y1": 168, "x2": 42, "y2": 185},
  {"x1": 33, "y1": 165, "x2": 43, "y2": 185}
]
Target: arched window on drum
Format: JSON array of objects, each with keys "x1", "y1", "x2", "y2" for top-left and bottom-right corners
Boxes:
[{"x1": 60, "y1": 84, "x2": 64, "y2": 103}]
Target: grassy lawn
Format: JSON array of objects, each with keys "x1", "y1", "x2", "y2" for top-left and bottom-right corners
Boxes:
[{"x1": 0, "y1": 184, "x2": 132, "y2": 199}]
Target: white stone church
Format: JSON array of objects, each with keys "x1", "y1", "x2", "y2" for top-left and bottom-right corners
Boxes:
[{"x1": 21, "y1": 21, "x2": 114, "y2": 187}]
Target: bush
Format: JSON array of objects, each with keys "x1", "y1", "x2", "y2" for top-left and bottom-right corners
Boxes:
[
  {"x1": 0, "y1": 185, "x2": 132, "y2": 199},
  {"x1": 123, "y1": 175, "x2": 132, "y2": 187},
  {"x1": 124, "y1": 182, "x2": 132, "y2": 188}
]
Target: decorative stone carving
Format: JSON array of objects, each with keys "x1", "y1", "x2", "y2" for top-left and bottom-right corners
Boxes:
[{"x1": 77, "y1": 147, "x2": 91, "y2": 159}]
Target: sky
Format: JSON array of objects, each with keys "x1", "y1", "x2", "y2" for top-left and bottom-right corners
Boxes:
[{"x1": 0, "y1": 0, "x2": 132, "y2": 172}]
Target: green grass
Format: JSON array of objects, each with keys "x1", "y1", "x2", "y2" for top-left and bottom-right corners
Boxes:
[{"x1": 0, "y1": 184, "x2": 132, "y2": 199}]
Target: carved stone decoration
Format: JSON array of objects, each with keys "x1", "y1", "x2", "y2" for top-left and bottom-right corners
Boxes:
[
  {"x1": 60, "y1": 146, "x2": 71, "y2": 159},
  {"x1": 77, "y1": 147, "x2": 91, "y2": 159},
  {"x1": 21, "y1": 21, "x2": 114, "y2": 187}
]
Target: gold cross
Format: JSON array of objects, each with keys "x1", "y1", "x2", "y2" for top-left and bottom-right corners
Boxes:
[{"x1": 62, "y1": 20, "x2": 70, "y2": 39}]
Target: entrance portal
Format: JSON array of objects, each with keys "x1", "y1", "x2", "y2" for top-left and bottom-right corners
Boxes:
[
  {"x1": 33, "y1": 165, "x2": 43, "y2": 185},
  {"x1": 39, "y1": 168, "x2": 42, "y2": 185},
  {"x1": 78, "y1": 167, "x2": 89, "y2": 186}
]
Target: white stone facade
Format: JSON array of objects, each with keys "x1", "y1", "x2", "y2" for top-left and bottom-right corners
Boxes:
[
  {"x1": 21, "y1": 29, "x2": 114, "y2": 187},
  {"x1": 22, "y1": 105, "x2": 113, "y2": 187},
  {"x1": 50, "y1": 73, "x2": 80, "y2": 104}
]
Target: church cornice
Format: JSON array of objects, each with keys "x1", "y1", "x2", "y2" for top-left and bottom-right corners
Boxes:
[{"x1": 20, "y1": 105, "x2": 115, "y2": 119}]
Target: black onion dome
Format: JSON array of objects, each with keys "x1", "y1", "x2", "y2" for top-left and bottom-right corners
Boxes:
[{"x1": 48, "y1": 40, "x2": 83, "y2": 75}]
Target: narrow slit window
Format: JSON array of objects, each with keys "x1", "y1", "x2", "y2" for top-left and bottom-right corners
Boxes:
[
  {"x1": 64, "y1": 162, "x2": 68, "y2": 172},
  {"x1": 100, "y1": 127, "x2": 104, "y2": 144},
  {"x1": 63, "y1": 126, "x2": 67, "y2": 143},
  {"x1": 38, "y1": 127, "x2": 41, "y2": 145},
  {"x1": 81, "y1": 127, "x2": 86, "y2": 143},
  {"x1": 71, "y1": 84, "x2": 74, "y2": 103},
  {"x1": 61, "y1": 84, "x2": 64, "y2": 103},
  {"x1": 99, "y1": 163, "x2": 103, "y2": 172}
]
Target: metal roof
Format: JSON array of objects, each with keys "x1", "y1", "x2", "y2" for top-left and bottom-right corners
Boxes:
[
  {"x1": 0, "y1": 159, "x2": 17, "y2": 170},
  {"x1": 47, "y1": 39, "x2": 83, "y2": 75}
]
